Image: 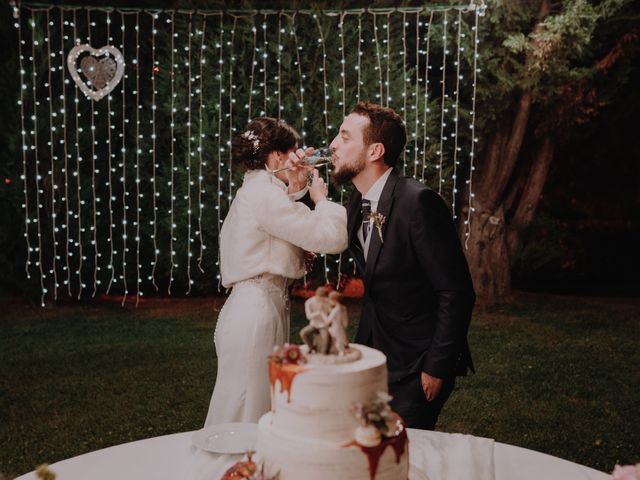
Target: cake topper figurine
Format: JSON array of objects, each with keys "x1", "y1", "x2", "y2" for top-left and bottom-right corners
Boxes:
[
  {"x1": 327, "y1": 291, "x2": 349, "y2": 355},
  {"x1": 300, "y1": 287, "x2": 361, "y2": 363},
  {"x1": 300, "y1": 286, "x2": 332, "y2": 354}
]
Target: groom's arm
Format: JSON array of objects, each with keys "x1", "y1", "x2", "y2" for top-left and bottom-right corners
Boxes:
[
  {"x1": 287, "y1": 170, "x2": 315, "y2": 209},
  {"x1": 296, "y1": 190, "x2": 315, "y2": 210},
  {"x1": 410, "y1": 188, "x2": 475, "y2": 380}
]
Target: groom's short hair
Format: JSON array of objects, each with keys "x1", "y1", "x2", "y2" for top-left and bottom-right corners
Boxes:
[{"x1": 351, "y1": 102, "x2": 406, "y2": 168}]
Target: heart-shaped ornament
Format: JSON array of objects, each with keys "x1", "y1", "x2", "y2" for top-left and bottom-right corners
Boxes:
[{"x1": 67, "y1": 44, "x2": 124, "y2": 101}]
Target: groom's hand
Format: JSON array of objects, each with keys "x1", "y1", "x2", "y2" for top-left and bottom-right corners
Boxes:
[
  {"x1": 309, "y1": 169, "x2": 329, "y2": 204},
  {"x1": 421, "y1": 372, "x2": 443, "y2": 402}
]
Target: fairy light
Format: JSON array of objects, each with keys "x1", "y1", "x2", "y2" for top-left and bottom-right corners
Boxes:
[
  {"x1": 335, "y1": 11, "x2": 346, "y2": 290},
  {"x1": 290, "y1": 13, "x2": 306, "y2": 140},
  {"x1": 134, "y1": 11, "x2": 141, "y2": 305},
  {"x1": 372, "y1": 13, "x2": 383, "y2": 103},
  {"x1": 120, "y1": 10, "x2": 128, "y2": 305},
  {"x1": 71, "y1": 10, "x2": 83, "y2": 300},
  {"x1": 262, "y1": 13, "x2": 268, "y2": 115},
  {"x1": 277, "y1": 13, "x2": 282, "y2": 119},
  {"x1": 15, "y1": 4, "x2": 32, "y2": 279},
  {"x1": 356, "y1": 13, "x2": 362, "y2": 103},
  {"x1": 312, "y1": 15, "x2": 329, "y2": 139},
  {"x1": 15, "y1": 5, "x2": 485, "y2": 300},
  {"x1": 185, "y1": 14, "x2": 193, "y2": 294},
  {"x1": 29, "y1": 10, "x2": 48, "y2": 307},
  {"x1": 247, "y1": 21, "x2": 257, "y2": 122},
  {"x1": 149, "y1": 12, "x2": 159, "y2": 291},
  {"x1": 413, "y1": 11, "x2": 420, "y2": 179},
  {"x1": 86, "y1": 9, "x2": 100, "y2": 297},
  {"x1": 451, "y1": 10, "x2": 463, "y2": 218},
  {"x1": 421, "y1": 11, "x2": 434, "y2": 183},
  {"x1": 196, "y1": 15, "x2": 207, "y2": 274},
  {"x1": 314, "y1": 12, "x2": 330, "y2": 285},
  {"x1": 103, "y1": 10, "x2": 116, "y2": 295},
  {"x1": 58, "y1": 9, "x2": 71, "y2": 294},
  {"x1": 216, "y1": 14, "x2": 229, "y2": 288},
  {"x1": 338, "y1": 13, "x2": 346, "y2": 117},
  {"x1": 465, "y1": 10, "x2": 480, "y2": 249},
  {"x1": 385, "y1": 12, "x2": 391, "y2": 107},
  {"x1": 44, "y1": 9, "x2": 60, "y2": 300},
  {"x1": 168, "y1": 11, "x2": 176, "y2": 295},
  {"x1": 227, "y1": 16, "x2": 237, "y2": 218},
  {"x1": 437, "y1": 11, "x2": 449, "y2": 195},
  {"x1": 401, "y1": 12, "x2": 407, "y2": 175}
]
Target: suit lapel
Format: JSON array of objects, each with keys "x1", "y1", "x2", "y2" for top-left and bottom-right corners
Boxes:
[{"x1": 364, "y1": 169, "x2": 399, "y2": 286}]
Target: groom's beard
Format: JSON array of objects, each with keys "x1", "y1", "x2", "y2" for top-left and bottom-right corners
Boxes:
[{"x1": 331, "y1": 156, "x2": 366, "y2": 185}]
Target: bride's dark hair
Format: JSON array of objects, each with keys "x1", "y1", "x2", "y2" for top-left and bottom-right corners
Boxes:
[{"x1": 232, "y1": 117, "x2": 301, "y2": 170}]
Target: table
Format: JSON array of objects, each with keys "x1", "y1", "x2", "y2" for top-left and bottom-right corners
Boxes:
[{"x1": 16, "y1": 429, "x2": 610, "y2": 480}]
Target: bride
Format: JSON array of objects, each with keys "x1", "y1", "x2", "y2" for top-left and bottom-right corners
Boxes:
[{"x1": 204, "y1": 117, "x2": 347, "y2": 426}]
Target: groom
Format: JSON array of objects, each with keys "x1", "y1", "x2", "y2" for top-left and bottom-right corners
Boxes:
[{"x1": 329, "y1": 102, "x2": 475, "y2": 430}]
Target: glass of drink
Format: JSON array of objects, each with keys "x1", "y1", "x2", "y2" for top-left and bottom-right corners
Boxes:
[
  {"x1": 271, "y1": 147, "x2": 333, "y2": 173},
  {"x1": 304, "y1": 147, "x2": 333, "y2": 168}
]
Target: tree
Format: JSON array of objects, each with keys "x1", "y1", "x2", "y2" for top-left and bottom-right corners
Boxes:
[{"x1": 465, "y1": 0, "x2": 639, "y2": 303}]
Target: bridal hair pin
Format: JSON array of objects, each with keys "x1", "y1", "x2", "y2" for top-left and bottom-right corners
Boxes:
[{"x1": 242, "y1": 130, "x2": 260, "y2": 153}]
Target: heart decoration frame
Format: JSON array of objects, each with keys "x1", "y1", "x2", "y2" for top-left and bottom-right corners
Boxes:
[{"x1": 67, "y1": 44, "x2": 125, "y2": 101}]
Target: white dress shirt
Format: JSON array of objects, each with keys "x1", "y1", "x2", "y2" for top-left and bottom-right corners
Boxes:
[
  {"x1": 358, "y1": 167, "x2": 392, "y2": 260},
  {"x1": 220, "y1": 169, "x2": 348, "y2": 288}
]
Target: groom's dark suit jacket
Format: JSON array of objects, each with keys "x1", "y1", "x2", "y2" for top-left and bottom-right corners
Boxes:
[{"x1": 348, "y1": 169, "x2": 475, "y2": 384}]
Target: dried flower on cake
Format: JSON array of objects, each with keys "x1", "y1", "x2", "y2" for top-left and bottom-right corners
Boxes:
[
  {"x1": 351, "y1": 391, "x2": 404, "y2": 447},
  {"x1": 270, "y1": 343, "x2": 306, "y2": 366}
]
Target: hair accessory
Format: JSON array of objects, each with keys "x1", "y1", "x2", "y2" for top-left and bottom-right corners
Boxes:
[{"x1": 241, "y1": 129, "x2": 260, "y2": 153}]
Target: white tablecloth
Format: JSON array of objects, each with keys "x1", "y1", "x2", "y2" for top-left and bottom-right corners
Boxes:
[{"x1": 15, "y1": 429, "x2": 609, "y2": 480}]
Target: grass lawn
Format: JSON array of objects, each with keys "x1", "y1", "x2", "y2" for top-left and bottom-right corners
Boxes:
[{"x1": 1, "y1": 292, "x2": 638, "y2": 478}]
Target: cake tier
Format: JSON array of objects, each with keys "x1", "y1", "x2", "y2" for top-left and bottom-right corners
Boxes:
[
  {"x1": 270, "y1": 344, "x2": 387, "y2": 444},
  {"x1": 258, "y1": 412, "x2": 409, "y2": 480}
]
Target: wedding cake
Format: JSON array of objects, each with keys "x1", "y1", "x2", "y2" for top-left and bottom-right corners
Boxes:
[{"x1": 255, "y1": 343, "x2": 409, "y2": 480}]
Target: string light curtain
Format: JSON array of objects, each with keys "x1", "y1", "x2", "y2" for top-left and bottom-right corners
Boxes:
[{"x1": 11, "y1": 2, "x2": 485, "y2": 306}]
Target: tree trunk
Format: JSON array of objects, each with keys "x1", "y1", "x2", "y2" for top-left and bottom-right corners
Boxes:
[
  {"x1": 464, "y1": 92, "x2": 534, "y2": 304},
  {"x1": 463, "y1": 0, "x2": 552, "y2": 304},
  {"x1": 506, "y1": 137, "x2": 555, "y2": 255},
  {"x1": 463, "y1": 201, "x2": 511, "y2": 304}
]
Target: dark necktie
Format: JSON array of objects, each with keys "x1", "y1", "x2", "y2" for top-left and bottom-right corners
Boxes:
[{"x1": 361, "y1": 199, "x2": 371, "y2": 242}]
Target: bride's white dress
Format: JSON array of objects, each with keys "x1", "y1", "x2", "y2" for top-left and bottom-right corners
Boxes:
[{"x1": 204, "y1": 169, "x2": 347, "y2": 426}]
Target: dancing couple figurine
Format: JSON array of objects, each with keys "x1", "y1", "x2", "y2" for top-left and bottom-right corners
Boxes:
[{"x1": 301, "y1": 287, "x2": 349, "y2": 356}]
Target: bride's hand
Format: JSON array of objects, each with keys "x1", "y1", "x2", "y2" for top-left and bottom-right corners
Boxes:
[
  {"x1": 309, "y1": 169, "x2": 329, "y2": 204},
  {"x1": 286, "y1": 147, "x2": 314, "y2": 193}
]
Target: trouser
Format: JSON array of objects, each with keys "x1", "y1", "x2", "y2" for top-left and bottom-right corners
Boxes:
[
  {"x1": 300, "y1": 325, "x2": 329, "y2": 353},
  {"x1": 389, "y1": 373, "x2": 456, "y2": 430}
]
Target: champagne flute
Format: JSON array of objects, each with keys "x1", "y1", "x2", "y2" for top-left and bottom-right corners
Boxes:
[{"x1": 271, "y1": 147, "x2": 333, "y2": 173}]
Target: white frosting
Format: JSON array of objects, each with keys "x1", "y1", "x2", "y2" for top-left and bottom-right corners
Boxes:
[
  {"x1": 258, "y1": 413, "x2": 408, "y2": 480},
  {"x1": 355, "y1": 425, "x2": 382, "y2": 447},
  {"x1": 259, "y1": 344, "x2": 409, "y2": 480},
  {"x1": 270, "y1": 344, "x2": 388, "y2": 443}
]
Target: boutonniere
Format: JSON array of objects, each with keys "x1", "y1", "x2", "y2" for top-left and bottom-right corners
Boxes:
[{"x1": 368, "y1": 211, "x2": 386, "y2": 244}]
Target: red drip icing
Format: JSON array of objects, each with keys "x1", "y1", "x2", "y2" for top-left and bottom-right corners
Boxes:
[
  {"x1": 345, "y1": 429, "x2": 408, "y2": 480},
  {"x1": 268, "y1": 359, "x2": 306, "y2": 403}
]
